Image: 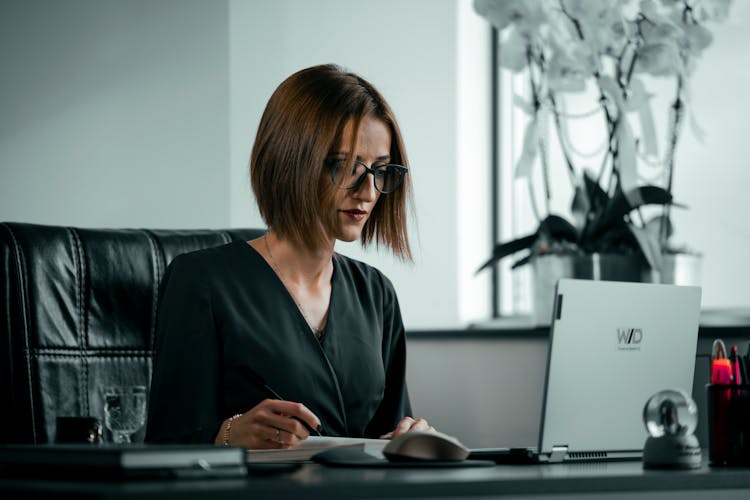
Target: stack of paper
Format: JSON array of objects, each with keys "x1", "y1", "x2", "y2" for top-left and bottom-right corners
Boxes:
[{"x1": 246, "y1": 436, "x2": 388, "y2": 463}]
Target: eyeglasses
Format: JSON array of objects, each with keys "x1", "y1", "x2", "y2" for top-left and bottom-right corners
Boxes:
[{"x1": 325, "y1": 157, "x2": 408, "y2": 194}]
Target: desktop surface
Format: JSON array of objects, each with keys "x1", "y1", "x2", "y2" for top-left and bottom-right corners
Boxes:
[{"x1": 2, "y1": 460, "x2": 750, "y2": 499}]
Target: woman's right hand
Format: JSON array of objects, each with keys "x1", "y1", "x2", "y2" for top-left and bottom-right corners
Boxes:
[{"x1": 215, "y1": 399, "x2": 321, "y2": 449}]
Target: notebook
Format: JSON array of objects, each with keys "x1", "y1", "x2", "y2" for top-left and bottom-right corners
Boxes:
[
  {"x1": 0, "y1": 444, "x2": 247, "y2": 479},
  {"x1": 471, "y1": 278, "x2": 702, "y2": 464},
  {"x1": 246, "y1": 436, "x2": 388, "y2": 463}
]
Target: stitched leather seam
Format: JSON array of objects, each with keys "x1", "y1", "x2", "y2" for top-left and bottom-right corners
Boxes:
[
  {"x1": 29, "y1": 346, "x2": 154, "y2": 353},
  {"x1": 69, "y1": 228, "x2": 89, "y2": 415},
  {"x1": 79, "y1": 229, "x2": 91, "y2": 415},
  {"x1": 142, "y1": 230, "x2": 162, "y2": 353},
  {"x1": 29, "y1": 352, "x2": 154, "y2": 360},
  {"x1": 28, "y1": 347, "x2": 154, "y2": 355},
  {"x1": 0, "y1": 227, "x2": 13, "y2": 439},
  {"x1": 1, "y1": 225, "x2": 11, "y2": 363},
  {"x1": 5, "y1": 224, "x2": 37, "y2": 443}
]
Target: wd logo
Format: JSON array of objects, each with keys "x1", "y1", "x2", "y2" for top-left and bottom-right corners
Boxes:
[{"x1": 617, "y1": 328, "x2": 642, "y2": 350}]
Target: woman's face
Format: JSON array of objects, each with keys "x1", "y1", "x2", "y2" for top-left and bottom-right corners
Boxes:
[{"x1": 329, "y1": 115, "x2": 391, "y2": 243}]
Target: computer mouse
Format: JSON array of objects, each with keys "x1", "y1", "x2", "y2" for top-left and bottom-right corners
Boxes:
[{"x1": 382, "y1": 430, "x2": 470, "y2": 462}]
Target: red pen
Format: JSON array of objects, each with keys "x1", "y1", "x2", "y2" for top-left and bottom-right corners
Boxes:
[
  {"x1": 711, "y1": 339, "x2": 731, "y2": 384},
  {"x1": 712, "y1": 358, "x2": 732, "y2": 384},
  {"x1": 709, "y1": 339, "x2": 732, "y2": 464},
  {"x1": 730, "y1": 345, "x2": 741, "y2": 385}
]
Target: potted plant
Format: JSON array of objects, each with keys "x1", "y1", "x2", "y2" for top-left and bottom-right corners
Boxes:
[{"x1": 473, "y1": 0, "x2": 731, "y2": 320}]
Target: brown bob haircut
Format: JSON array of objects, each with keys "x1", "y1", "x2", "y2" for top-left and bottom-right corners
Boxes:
[{"x1": 250, "y1": 64, "x2": 413, "y2": 260}]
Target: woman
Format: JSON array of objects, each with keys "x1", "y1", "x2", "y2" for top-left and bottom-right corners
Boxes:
[{"x1": 145, "y1": 64, "x2": 432, "y2": 448}]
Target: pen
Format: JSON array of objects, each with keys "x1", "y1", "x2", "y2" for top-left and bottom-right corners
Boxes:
[
  {"x1": 241, "y1": 367, "x2": 323, "y2": 436},
  {"x1": 711, "y1": 339, "x2": 731, "y2": 384},
  {"x1": 738, "y1": 355, "x2": 749, "y2": 387},
  {"x1": 712, "y1": 339, "x2": 727, "y2": 360},
  {"x1": 730, "y1": 345, "x2": 741, "y2": 385},
  {"x1": 712, "y1": 358, "x2": 732, "y2": 384}
]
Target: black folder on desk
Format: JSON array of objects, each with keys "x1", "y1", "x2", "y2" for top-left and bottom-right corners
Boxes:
[{"x1": 0, "y1": 444, "x2": 247, "y2": 479}]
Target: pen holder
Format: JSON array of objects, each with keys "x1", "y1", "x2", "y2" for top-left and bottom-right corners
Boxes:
[{"x1": 706, "y1": 384, "x2": 750, "y2": 466}]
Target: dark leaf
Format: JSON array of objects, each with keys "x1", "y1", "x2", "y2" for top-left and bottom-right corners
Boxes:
[
  {"x1": 539, "y1": 214, "x2": 578, "y2": 242},
  {"x1": 511, "y1": 253, "x2": 533, "y2": 269},
  {"x1": 596, "y1": 185, "x2": 672, "y2": 234},
  {"x1": 476, "y1": 214, "x2": 580, "y2": 274},
  {"x1": 593, "y1": 223, "x2": 637, "y2": 253},
  {"x1": 571, "y1": 184, "x2": 591, "y2": 227},
  {"x1": 578, "y1": 173, "x2": 610, "y2": 244},
  {"x1": 629, "y1": 224, "x2": 663, "y2": 270},
  {"x1": 475, "y1": 233, "x2": 538, "y2": 274},
  {"x1": 671, "y1": 201, "x2": 689, "y2": 210},
  {"x1": 582, "y1": 172, "x2": 608, "y2": 213}
]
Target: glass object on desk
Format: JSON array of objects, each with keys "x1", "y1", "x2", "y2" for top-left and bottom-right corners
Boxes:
[
  {"x1": 103, "y1": 385, "x2": 147, "y2": 444},
  {"x1": 642, "y1": 388, "x2": 701, "y2": 469},
  {"x1": 643, "y1": 388, "x2": 697, "y2": 438}
]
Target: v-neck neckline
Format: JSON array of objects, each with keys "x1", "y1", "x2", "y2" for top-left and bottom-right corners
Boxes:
[
  {"x1": 240, "y1": 240, "x2": 336, "y2": 343},
  {"x1": 237, "y1": 240, "x2": 350, "y2": 434}
]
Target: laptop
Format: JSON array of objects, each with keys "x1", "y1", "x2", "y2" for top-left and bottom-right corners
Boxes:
[{"x1": 471, "y1": 278, "x2": 702, "y2": 464}]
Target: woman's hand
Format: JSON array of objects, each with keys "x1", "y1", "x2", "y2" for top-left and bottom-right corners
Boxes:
[
  {"x1": 379, "y1": 416, "x2": 435, "y2": 439},
  {"x1": 215, "y1": 399, "x2": 321, "y2": 449}
]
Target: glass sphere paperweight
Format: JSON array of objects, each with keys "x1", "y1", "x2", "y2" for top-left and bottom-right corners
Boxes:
[
  {"x1": 644, "y1": 389, "x2": 698, "y2": 438},
  {"x1": 642, "y1": 389, "x2": 701, "y2": 469}
]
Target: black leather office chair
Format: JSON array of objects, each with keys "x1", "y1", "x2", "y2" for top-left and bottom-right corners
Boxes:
[{"x1": 0, "y1": 222, "x2": 264, "y2": 444}]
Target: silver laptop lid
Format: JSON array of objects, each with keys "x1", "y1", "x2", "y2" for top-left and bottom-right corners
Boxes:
[{"x1": 538, "y1": 279, "x2": 701, "y2": 461}]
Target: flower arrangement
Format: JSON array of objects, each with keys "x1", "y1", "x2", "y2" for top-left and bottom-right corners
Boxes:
[{"x1": 474, "y1": 0, "x2": 731, "y2": 277}]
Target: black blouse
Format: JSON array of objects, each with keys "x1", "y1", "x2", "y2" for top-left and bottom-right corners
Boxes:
[{"x1": 145, "y1": 240, "x2": 412, "y2": 443}]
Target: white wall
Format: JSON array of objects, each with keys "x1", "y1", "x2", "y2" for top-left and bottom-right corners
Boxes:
[
  {"x1": 670, "y1": 1, "x2": 750, "y2": 309},
  {"x1": 0, "y1": 0, "x2": 491, "y2": 329},
  {"x1": 0, "y1": 0, "x2": 230, "y2": 228}
]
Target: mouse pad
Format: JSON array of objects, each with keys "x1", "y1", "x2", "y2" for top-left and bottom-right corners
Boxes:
[{"x1": 311, "y1": 448, "x2": 495, "y2": 468}]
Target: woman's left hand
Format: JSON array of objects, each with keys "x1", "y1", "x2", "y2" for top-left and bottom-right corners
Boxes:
[{"x1": 379, "y1": 416, "x2": 435, "y2": 439}]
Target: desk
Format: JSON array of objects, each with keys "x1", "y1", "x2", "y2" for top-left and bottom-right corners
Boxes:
[{"x1": 2, "y1": 461, "x2": 750, "y2": 499}]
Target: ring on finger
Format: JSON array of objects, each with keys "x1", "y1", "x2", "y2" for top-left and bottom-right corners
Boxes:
[{"x1": 275, "y1": 428, "x2": 281, "y2": 443}]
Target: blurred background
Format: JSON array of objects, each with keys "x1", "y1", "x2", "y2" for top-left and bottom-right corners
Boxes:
[{"x1": 1, "y1": 0, "x2": 748, "y2": 330}]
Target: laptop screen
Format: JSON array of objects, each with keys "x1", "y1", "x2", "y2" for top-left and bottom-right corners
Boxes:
[{"x1": 538, "y1": 279, "x2": 701, "y2": 460}]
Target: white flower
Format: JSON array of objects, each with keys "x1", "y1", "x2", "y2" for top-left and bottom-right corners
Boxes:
[
  {"x1": 693, "y1": 0, "x2": 732, "y2": 22},
  {"x1": 583, "y1": 5, "x2": 631, "y2": 57},
  {"x1": 639, "y1": 17, "x2": 683, "y2": 45},
  {"x1": 547, "y1": 38, "x2": 597, "y2": 92},
  {"x1": 635, "y1": 41, "x2": 683, "y2": 76},
  {"x1": 681, "y1": 22, "x2": 714, "y2": 53},
  {"x1": 498, "y1": 27, "x2": 530, "y2": 73},
  {"x1": 473, "y1": 0, "x2": 548, "y2": 34},
  {"x1": 561, "y1": 0, "x2": 621, "y2": 22}
]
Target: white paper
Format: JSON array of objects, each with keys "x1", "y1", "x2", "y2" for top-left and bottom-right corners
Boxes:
[{"x1": 246, "y1": 436, "x2": 388, "y2": 463}]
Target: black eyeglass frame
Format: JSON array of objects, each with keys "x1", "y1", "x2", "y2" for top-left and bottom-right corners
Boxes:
[{"x1": 326, "y1": 158, "x2": 409, "y2": 195}]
